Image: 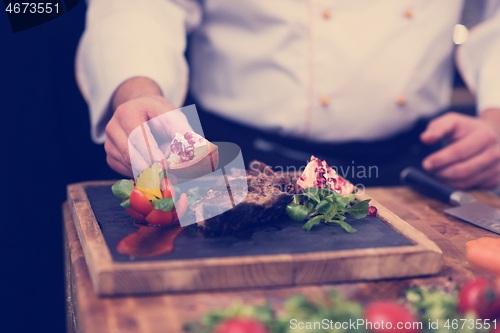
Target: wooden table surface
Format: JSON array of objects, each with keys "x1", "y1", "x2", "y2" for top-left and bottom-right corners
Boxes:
[{"x1": 64, "y1": 187, "x2": 500, "y2": 333}]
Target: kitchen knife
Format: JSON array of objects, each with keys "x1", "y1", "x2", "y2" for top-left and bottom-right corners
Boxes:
[{"x1": 400, "y1": 167, "x2": 500, "y2": 234}]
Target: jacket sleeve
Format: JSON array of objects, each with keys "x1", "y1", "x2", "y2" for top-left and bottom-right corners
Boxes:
[
  {"x1": 76, "y1": 0, "x2": 202, "y2": 143},
  {"x1": 457, "y1": 0, "x2": 500, "y2": 114}
]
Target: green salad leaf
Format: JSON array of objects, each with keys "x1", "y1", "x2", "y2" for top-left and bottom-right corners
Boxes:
[
  {"x1": 119, "y1": 198, "x2": 131, "y2": 208},
  {"x1": 152, "y1": 197, "x2": 174, "y2": 212},
  {"x1": 286, "y1": 203, "x2": 310, "y2": 222},
  {"x1": 111, "y1": 179, "x2": 134, "y2": 199},
  {"x1": 286, "y1": 185, "x2": 370, "y2": 232}
]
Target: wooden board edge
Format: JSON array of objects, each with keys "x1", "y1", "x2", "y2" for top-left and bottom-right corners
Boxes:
[
  {"x1": 356, "y1": 192, "x2": 442, "y2": 255},
  {"x1": 63, "y1": 202, "x2": 90, "y2": 333},
  {"x1": 95, "y1": 258, "x2": 294, "y2": 296},
  {"x1": 63, "y1": 203, "x2": 78, "y2": 333},
  {"x1": 291, "y1": 244, "x2": 429, "y2": 261},
  {"x1": 293, "y1": 249, "x2": 443, "y2": 285},
  {"x1": 108, "y1": 253, "x2": 294, "y2": 270},
  {"x1": 67, "y1": 183, "x2": 115, "y2": 292}
]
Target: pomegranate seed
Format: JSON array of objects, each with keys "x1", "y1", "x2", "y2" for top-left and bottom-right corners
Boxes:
[
  {"x1": 171, "y1": 140, "x2": 182, "y2": 154},
  {"x1": 179, "y1": 151, "x2": 189, "y2": 162},
  {"x1": 368, "y1": 206, "x2": 378, "y2": 216}
]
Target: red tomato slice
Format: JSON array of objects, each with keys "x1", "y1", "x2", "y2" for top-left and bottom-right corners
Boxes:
[
  {"x1": 459, "y1": 277, "x2": 500, "y2": 320},
  {"x1": 213, "y1": 318, "x2": 269, "y2": 333},
  {"x1": 129, "y1": 188, "x2": 154, "y2": 216},
  {"x1": 125, "y1": 207, "x2": 146, "y2": 222},
  {"x1": 364, "y1": 301, "x2": 419, "y2": 333},
  {"x1": 145, "y1": 209, "x2": 174, "y2": 226}
]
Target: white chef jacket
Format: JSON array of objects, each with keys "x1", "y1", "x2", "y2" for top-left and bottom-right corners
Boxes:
[{"x1": 76, "y1": 0, "x2": 500, "y2": 144}]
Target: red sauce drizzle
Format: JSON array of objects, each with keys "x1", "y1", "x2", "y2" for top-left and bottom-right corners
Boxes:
[{"x1": 116, "y1": 226, "x2": 184, "y2": 258}]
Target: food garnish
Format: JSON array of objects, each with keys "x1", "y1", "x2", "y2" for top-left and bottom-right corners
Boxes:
[
  {"x1": 187, "y1": 281, "x2": 500, "y2": 333},
  {"x1": 297, "y1": 156, "x2": 355, "y2": 194},
  {"x1": 111, "y1": 163, "x2": 186, "y2": 226},
  {"x1": 167, "y1": 131, "x2": 206, "y2": 165},
  {"x1": 167, "y1": 131, "x2": 219, "y2": 179},
  {"x1": 287, "y1": 156, "x2": 374, "y2": 232}
]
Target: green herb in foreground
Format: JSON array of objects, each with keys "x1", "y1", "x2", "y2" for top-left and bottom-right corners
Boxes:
[
  {"x1": 185, "y1": 287, "x2": 489, "y2": 333},
  {"x1": 286, "y1": 186, "x2": 370, "y2": 232},
  {"x1": 184, "y1": 292, "x2": 365, "y2": 333}
]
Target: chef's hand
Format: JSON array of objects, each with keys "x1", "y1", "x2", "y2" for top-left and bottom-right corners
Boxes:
[
  {"x1": 420, "y1": 110, "x2": 500, "y2": 189},
  {"x1": 105, "y1": 77, "x2": 193, "y2": 177}
]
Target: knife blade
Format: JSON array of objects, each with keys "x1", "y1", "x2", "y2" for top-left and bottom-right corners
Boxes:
[{"x1": 400, "y1": 167, "x2": 500, "y2": 234}]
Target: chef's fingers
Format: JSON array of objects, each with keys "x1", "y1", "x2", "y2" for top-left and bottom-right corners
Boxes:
[
  {"x1": 127, "y1": 122, "x2": 166, "y2": 166},
  {"x1": 420, "y1": 112, "x2": 465, "y2": 145},
  {"x1": 422, "y1": 129, "x2": 497, "y2": 171},
  {"x1": 149, "y1": 108, "x2": 194, "y2": 140},
  {"x1": 105, "y1": 119, "x2": 150, "y2": 174},
  {"x1": 117, "y1": 96, "x2": 192, "y2": 141},
  {"x1": 431, "y1": 145, "x2": 500, "y2": 181},
  {"x1": 114, "y1": 97, "x2": 185, "y2": 166},
  {"x1": 106, "y1": 153, "x2": 133, "y2": 177},
  {"x1": 106, "y1": 117, "x2": 131, "y2": 164},
  {"x1": 444, "y1": 162, "x2": 500, "y2": 189},
  {"x1": 481, "y1": 170, "x2": 500, "y2": 188},
  {"x1": 104, "y1": 139, "x2": 129, "y2": 167},
  {"x1": 160, "y1": 141, "x2": 171, "y2": 158}
]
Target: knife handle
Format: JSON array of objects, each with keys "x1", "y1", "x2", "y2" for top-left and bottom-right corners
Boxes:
[{"x1": 400, "y1": 167, "x2": 455, "y2": 204}]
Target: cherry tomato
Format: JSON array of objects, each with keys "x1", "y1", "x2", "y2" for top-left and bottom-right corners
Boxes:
[
  {"x1": 213, "y1": 318, "x2": 269, "y2": 333},
  {"x1": 129, "y1": 188, "x2": 154, "y2": 216},
  {"x1": 122, "y1": 199, "x2": 146, "y2": 221},
  {"x1": 145, "y1": 209, "x2": 173, "y2": 226},
  {"x1": 458, "y1": 277, "x2": 500, "y2": 320},
  {"x1": 364, "y1": 301, "x2": 420, "y2": 333}
]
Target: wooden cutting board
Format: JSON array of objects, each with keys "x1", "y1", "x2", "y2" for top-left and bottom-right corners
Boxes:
[{"x1": 67, "y1": 181, "x2": 442, "y2": 296}]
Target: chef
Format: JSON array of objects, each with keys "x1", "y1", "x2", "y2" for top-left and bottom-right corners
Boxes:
[{"x1": 76, "y1": 0, "x2": 500, "y2": 188}]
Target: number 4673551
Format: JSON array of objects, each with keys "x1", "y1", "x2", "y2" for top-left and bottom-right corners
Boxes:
[{"x1": 5, "y1": 3, "x2": 59, "y2": 14}]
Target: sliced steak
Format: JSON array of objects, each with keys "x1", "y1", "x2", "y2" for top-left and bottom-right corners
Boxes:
[{"x1": 191, "y1": 170, "x2": 298, "y2": 237}]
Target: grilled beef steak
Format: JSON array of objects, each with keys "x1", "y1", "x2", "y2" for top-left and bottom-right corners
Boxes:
[{"x1": 190, "y1": 162, "x2": 298, "y2": 236}]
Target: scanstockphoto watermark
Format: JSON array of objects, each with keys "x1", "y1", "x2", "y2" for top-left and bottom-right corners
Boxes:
[
  {"x1": 248, "y1": 161, "x2": 379, "y2": 195},
  {"x1": 289, "y1": 318, "x2": 423, "y2": 331}
]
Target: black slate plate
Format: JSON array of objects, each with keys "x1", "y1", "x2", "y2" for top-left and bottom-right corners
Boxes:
[{"x1": 86, "y1": 186, "x2": 412, "y2": 262}]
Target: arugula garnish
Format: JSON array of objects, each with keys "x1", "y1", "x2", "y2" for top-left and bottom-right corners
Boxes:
[{"x1": 286, "y1": 185, "x2": 370, "y2": 232}]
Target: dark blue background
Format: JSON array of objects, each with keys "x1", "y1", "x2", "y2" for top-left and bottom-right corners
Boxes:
[{"x1": 1, "y1": 2, "x2": 121, "y2": 332}]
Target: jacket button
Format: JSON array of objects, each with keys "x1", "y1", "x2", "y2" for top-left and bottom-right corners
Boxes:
[
  {"x1": 320, "y1": 96, "x2": 330, "y2": 107},
  {"x1": 396, "y1": 95, "x2": 406, "y2": 106}
]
